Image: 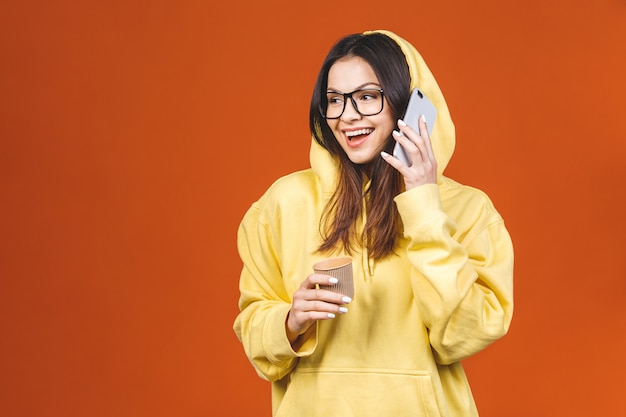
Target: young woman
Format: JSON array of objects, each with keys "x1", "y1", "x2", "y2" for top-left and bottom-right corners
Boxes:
[{"x1": 234, "y1": 30, "x2": 514, "y2": 417}]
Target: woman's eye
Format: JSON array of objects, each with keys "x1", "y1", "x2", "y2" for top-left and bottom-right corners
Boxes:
[
  {"x1": 358, "y1": 91, "x2": 378, "y2": 101},
  {"x1": 327, "y1": 96, "x2": 344, "y2": 105}
]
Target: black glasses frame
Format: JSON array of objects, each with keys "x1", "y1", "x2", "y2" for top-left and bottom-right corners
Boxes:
[{"x1": 321, "y1": 88, "x2": 385, "y2": 119}]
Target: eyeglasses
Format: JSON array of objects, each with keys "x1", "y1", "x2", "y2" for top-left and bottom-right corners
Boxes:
[{"x1": 322, "y1": 88, "x2": 385, "y2": 119}]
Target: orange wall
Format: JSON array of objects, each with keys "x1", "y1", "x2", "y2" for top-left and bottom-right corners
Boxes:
[{"x1": 1, "y1": 0, "x2": 625, "y2": 416}]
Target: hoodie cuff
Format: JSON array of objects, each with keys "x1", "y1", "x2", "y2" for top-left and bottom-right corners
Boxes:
[
  {"x1": 394, "y1": 184, "x2": 443, "y2": 232},
  {"x1": 265, "y1": 303, "x2": 318, "y2": 363}
]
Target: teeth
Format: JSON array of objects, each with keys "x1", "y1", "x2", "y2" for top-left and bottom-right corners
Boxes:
[{"x1": 345, "y1": 129, "x2": 373, "y2": 137}]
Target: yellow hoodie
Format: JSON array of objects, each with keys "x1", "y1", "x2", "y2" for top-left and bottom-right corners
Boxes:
[{"x1": 234, "y1": 30, "x2": 514, "y2": 417}]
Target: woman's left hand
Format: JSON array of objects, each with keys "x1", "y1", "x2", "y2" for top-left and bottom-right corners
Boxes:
[{"x1": 381, "y1": 116, "x2": 438, "y2": 190}]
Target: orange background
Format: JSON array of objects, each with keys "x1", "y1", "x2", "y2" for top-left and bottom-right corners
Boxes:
[{"x1": 1, "y1": 0, "x2": 625, "y2": 416}]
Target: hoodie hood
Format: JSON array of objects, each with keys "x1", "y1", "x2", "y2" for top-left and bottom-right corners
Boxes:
[{"x1": 310, "y1": 30, "x2": 456, "y2": 191}]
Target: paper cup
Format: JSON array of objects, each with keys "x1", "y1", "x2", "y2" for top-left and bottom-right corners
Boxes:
[{"x1": 314, "y1": 256, "x2": 354, "y2": 299}]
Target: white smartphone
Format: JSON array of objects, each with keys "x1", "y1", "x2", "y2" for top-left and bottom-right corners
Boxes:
[{"x1": 392, "y1": 88, "x2": 438, "y2": 166}]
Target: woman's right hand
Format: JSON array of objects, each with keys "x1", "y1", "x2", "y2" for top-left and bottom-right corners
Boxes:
[{"x1": 286, "y1": 274, "x2": 352, "y2": 344}]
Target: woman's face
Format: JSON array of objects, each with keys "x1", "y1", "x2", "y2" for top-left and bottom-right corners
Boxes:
[{"x1": 326, "y1": 56, "x2": 395, "y2": 167}]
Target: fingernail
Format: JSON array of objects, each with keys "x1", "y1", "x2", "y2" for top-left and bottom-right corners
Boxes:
[
  {"x1": 420, "y1": 114, "x2": 426, "y2": 123},
  {"x1": 339, "y1": 307, "x2": 348, "y2": 313},
  {"x1": 398, "y1": 119, "x2": 407, "y2": 126},
  {"x1": 392, "y1": 130, "x2": 402, "y2": 137},
  {"x1": 380, "y1": 151, "x2": 389, "y2": 158},
  {"x1": 342, "y1": 296, "x2": 352, "y2": 303},
  {"x1": 329, "y1": 277, "x2": 338, "y2": 284},
  {"x1": 328, "y1": 313, "x2": 336, "y2": 318}
]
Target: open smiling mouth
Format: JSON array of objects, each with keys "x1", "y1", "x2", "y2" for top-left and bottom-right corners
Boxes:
[{"x1": 345, "y1": 128, "x2": 373, "y2": 141}]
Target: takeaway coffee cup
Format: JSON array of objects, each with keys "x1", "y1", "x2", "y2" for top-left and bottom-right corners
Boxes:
[{"x1": 313, "y1": 256, "x2": 354, "y2": 299}]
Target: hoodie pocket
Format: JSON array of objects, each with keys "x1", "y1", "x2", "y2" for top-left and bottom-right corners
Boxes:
[{"x1": 275, "y1": 367, "x2": 442, "y2": 417}]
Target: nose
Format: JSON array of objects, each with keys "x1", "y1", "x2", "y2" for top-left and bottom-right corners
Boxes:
[{"x1": 340, "y1": 97, "x2": 362, "y2": 121}]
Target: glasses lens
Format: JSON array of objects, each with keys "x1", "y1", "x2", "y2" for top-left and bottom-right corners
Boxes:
[
  {"x1": 352, "y1": 89, "x2": 383, "y2": 116},
  {"x1": 325, "y1": 92, "x2": 346, "y2": 119},
  {"x1": 325, "y1": 89, "x2": 383, "y2": 119}
]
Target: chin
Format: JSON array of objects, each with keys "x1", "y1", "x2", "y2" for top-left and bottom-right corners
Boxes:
[{"x1": 347, "y1": 154, "x2": 376, "y2": 165}]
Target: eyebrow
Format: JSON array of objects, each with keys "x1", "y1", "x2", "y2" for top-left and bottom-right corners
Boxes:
[{"x1": 326, "y1": 82, "x2": 382, "y2": 93}]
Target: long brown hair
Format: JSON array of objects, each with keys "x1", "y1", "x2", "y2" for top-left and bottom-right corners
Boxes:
[{"x1": 309, "y1": 33, "x2": 411, "y2": 260}]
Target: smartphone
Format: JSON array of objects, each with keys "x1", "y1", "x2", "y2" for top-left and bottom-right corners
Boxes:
[{"x1": 392, "y1": 88, "x2": 438, "y2": 166}]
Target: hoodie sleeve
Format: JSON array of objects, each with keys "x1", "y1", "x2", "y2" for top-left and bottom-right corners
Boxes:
[
  {"x1": 233, "y1": 199, "x2": 318, "y2": 382},
  {"x1": 394, "y1": 183, "x2": 514, "y2": 365}
]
